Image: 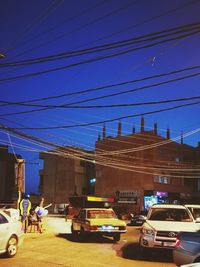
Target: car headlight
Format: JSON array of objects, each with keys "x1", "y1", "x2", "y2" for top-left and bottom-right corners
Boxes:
[{"x1": 141, "y1": 227, "x2": 155, "y2": 236}]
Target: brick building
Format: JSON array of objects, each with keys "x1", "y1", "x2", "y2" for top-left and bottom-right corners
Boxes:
[
  {"x1": 95, "y1": 118, "x2": 200, "y2": 213},
  {"x1": 0, "y1": 145, "x2": 25, "y2": 204},
  {"x1": 39, "y1": 146, "x2": 95, "y2": 209}
]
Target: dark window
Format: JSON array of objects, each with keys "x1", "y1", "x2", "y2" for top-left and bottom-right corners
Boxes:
[
  {"x1": 0, "y1": 213, "x2": 8, "y2": 224},
  {"x1": 87, "y1": 210, "x2": 116, "y2": 219},
  {"x1": 149, "y1": 208, "x2": 192, "y2": 222}
]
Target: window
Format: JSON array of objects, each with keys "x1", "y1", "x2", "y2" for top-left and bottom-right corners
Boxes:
[
  {"x1": 87, "y1": 210, "x2": 116, "y2": 219},
  {"x1": 149, "y1": 208, "x2": 192, "y2": 222},
  {"x1": 0, "y1": 213, "x2": 8, "y2": 224},
  {"x1": 154, "y1": 176, "x2": 170, "y2": 184}
]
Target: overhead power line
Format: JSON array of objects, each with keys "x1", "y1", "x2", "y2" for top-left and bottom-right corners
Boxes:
[
  {"x1": 1, "y1": 123, "x2": 200, "y2": 178},
  {"x1": 4, "y1": 0, "x2": 64, "y2": 55},
  {"x1": 0, "y1": 23, "x2": 200, "y2": 82},
  {"x1": 1, "y1": 95, "x2": 200, "y2": 109},
  {"x1": 5, "y1": 0, "x2": 107, "y2": 58},
  {"x1": 1, "y1": 68, "x2": 200, "y2": 117},
  {"x1": 1, "y1": 21, "x2": 200, "y2": 67},
  {"x1": 8, "y1": 0, "x2": 198, "y2": 68},
  {"x1": 0, "y1": 65, "x2": 199, "y2": 106},
  {"x1": 1, "y1": 101, "x2": 200, "y2": 130}
]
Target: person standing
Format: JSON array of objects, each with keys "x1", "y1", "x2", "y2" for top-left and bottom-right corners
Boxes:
[{"x1": 19, "y1": 194, "x2": 31, "y2": 233}]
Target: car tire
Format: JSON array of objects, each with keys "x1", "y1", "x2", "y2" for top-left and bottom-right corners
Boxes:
[
  {"x1": 113, "y1": 233, "x2": 120, "y2": 242},
  {"x1": 6, "y1": 236, "x2": 18, "y2": 258}
]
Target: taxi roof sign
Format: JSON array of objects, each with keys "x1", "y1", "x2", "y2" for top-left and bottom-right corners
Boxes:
[{"x1": 87, "y1": 196, "x2": 114, "y2": 203}]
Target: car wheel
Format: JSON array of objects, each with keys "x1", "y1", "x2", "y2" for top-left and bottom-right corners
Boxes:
[
  {"x1": 113, "y1": 233, "x2": 120, "y2": 242},
  {"x1": 6, "y1": 236, "x2": 18, "y2": 258}
]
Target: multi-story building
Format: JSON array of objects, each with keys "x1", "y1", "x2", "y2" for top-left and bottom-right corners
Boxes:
[
  {"x1": 0, "y1": 145, "x2": 25, "y2": 205},
  {"x1": 39, "y1": 146, "x2": 95, "y2": 208},
  {"x1": 95, "y1": 118, "x2": 200, "y2": 213},
  {"x1": 39, "y1": 118, "x2": 200, "y2": 214}
]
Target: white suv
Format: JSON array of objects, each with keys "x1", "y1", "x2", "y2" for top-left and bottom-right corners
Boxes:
[{"x1": 139, "y1": 204, "x2": 199, "y2": 254}]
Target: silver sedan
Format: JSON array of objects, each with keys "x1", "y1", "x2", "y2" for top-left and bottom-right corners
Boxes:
[{"x1": 0, "y1": 209, "x2": 24, "y2": 257}]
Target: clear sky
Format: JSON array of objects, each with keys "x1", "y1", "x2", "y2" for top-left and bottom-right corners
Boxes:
[{"x1": 0, "y1": 0, "x2": 200, "y2": 194}]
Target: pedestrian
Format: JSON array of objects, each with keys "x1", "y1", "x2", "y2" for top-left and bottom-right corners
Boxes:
[
  {"x1": 28, "y1": 208, "x2": 43, "y2": 233},
  {"x1": 19, "y1": 194, "x2": 31, "y2": 233}
]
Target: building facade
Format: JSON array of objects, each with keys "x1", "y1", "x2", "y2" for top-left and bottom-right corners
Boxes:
[
  {"x1": 38, "y1": 119, "x2": 200, "y2": 214},
  {"x1": 39, "y1": 146, "x2": 95, "y2": 208},
  {"x1": 95, "y1": 119, "x2": 200, "y2": 213},
  {"x1": 0, "y1": 145, "x2": 25, "y2": 204}
]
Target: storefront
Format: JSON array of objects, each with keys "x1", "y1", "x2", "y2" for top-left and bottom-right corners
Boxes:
[{"x1": 143, "y1": 190, "x2": 169, "y2": 211}]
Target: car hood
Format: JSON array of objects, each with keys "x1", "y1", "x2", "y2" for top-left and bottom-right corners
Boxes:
[
  {"x1": 145, "y1": 220, "x2": 199, "y2": 232},
  {"x1": 88, "y1": 218, "x2": 126, "y2": 226}
]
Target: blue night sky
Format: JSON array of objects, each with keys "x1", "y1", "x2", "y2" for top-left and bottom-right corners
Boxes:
[{"x1": 0, "y1": 0, "x2": 200, "y2": 194}]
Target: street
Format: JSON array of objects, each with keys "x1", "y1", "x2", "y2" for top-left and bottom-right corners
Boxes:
[{"x1": 0, "y1": 215, "x2": 176, "y2": 267}]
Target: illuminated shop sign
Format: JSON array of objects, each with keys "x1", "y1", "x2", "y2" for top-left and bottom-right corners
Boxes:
[
  {"x1": 144, "y1": 196, "x2": 158, "y2": 210},
  {"x1": 155, "y1": 191, "x2": 168, "y2": 197}
]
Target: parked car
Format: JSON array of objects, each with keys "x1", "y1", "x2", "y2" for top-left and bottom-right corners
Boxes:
[
  {"x1": 0, "y1": 209, "x2": 24, "y2": 257},
  {"x1": 71, "y1": 208, "x2": 127, "y2": 242},
  {"x1": 139, "y1": 204, "x2": 199, "y2": 255},
  {"x1": 130, "y1": 214, "x2": 147, "y2": 226},
  {"x1": 4, "y1": 208, "x2": 20, "y2": 221},
  {"x1": 57, "y1": 203, "x2": 68, "y2": 214},
  {"x1": 173, "y1": 231, "x2": 200, "y2": 266}
]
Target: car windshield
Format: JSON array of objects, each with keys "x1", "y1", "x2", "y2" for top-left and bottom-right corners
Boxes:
[
  {"x1": 148, "y1": 208, "x2": 192, "y2": 222},
  {"x1": 87, "y1": 210, "x2": 116, "y2": 219}
]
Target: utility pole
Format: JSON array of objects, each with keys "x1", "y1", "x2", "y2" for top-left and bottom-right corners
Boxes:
[{"x1": 17, "y1": 159, "x2": 25, "y2": 209}]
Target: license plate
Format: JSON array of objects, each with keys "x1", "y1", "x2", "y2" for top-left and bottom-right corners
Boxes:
[
  {"x1": 163, "y1": 242, "x2": 175, "y2": 247},
  {"x1": 101, "y1": 225, "x2": 114, "y2": 231}
]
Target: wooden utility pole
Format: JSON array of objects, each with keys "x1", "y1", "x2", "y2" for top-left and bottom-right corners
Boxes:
[{"x1": 17, "y1": 159, "x2": 25, "y2": 209}]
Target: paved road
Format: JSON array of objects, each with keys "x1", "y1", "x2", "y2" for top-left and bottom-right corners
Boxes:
[{"x1": 0, "y1": 215, "x2": 176, "y2": 267}]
